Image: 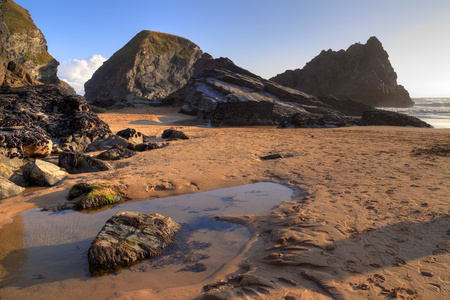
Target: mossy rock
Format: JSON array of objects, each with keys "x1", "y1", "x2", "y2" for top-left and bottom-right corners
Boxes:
[{"x1": 68, "y1": 181, "x2": 127, "y2": 209}]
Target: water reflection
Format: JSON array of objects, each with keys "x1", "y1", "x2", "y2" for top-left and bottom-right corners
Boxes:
[{"x1": 0, "y1": 182, "x2": 292, "y2": 297}]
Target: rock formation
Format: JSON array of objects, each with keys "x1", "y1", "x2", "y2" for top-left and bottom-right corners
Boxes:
[
  {"x1": 0, "y1": 0, "x2": 10, "y2": 85},
  {"x1": 84, "y1": 30, "x2": 203, "y2": 108},
  {"x1": 3, "y1": 0, "x2": 59, "y2": 85},
  {"x1": 58, "y1": 152, "x2": 113, "y2": 174},
  {"x1": 22, "y1": 159, "x2": 67, "y2": 186},
  {"x1": 271, "y1": 37, "x2": 413, "y2": 107},
  {"x1": 88, "y1": 211, "x2": 181, "y2": 275},
  {"x1": 68, "y1": 181, "x2": 127, "y2": 210},
  {"x1": 0, "y1": 85, "x2": 111, "y2": 152}
]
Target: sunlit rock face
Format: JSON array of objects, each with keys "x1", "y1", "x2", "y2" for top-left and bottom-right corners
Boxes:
[
  {"x1": 3, "y1": 0, "x2": 59, "y2": 85},
  {"x1": 0, "y1": 0, "x2": 9, "y2": 84},
  {"x1": 84, "y1": 30, "x2": 204, "y2": 108},
  {"x1": 271, "y1": 36, "x2": 414, "y2": 108}
]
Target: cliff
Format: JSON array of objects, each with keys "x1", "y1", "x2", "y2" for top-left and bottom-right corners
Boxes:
[
  {"x1": 84, "y1": 30, "x2": 203, "y2": 108},
  {"x1": 3, "y1": 0, "x2": 59, "y2": 85},
  {"x1": 271, "y1": 37, "x2": 413, "y2": 107},
  {"x1": 0, "y1": 0, "x2": 8, "y2": 84}
]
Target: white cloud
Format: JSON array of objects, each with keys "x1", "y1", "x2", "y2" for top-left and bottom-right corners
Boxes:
[{"x1": 57, "y1": 54, "x2": 107, "y2": 95}]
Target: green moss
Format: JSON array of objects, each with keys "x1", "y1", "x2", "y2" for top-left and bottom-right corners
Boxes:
[
  {"x1": 69, "y1": 181, "x2": 126, "y2": 209},
  {"x1": 107, "y1": 30, "x2": 198, "y2": 72},
  {"x1": 4, "y1": 0, "x2": 38, "y2": 34}
]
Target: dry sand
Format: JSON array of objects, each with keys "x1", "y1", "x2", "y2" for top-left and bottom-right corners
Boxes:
[{"x1": 0, "y1": 107, "x2": 449, "y2": 299}]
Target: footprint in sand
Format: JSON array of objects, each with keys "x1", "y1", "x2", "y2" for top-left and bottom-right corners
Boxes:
[{"x1": 363, "y1": 244, "x2": 385, "y2": 268}]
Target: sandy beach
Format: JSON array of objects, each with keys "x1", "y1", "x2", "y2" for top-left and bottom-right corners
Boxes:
[{"x1": 0, "y1": 107, "x2": 449, "y2": 299}]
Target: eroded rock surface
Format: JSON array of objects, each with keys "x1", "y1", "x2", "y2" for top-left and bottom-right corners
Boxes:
[
  {"x1": 88, "y1": 211, "x2": 181, "y2": 275},
  {"x1": 361, "y1": 109, "x2": 432, "y2": 127},
  {"x1": 0, "y1": 85, "x2": 111, "y2": 151},
  {"x1": 84, "y1": 30, "x2": 203, "y2": 108},
  {"x1": 271, "y1": 37, "x2": 413, "y2": 107}
]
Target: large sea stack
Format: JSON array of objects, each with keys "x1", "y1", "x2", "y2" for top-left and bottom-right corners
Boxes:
[
  {"x1": 271, "y1": 37, "x2": 413, "y2": 107},
  {"x1": 84, "y1": 30, "x2": 203, "y2": 108},
  {"x1": 3, "y1": 0, "x2": 59, "y2": 85}
]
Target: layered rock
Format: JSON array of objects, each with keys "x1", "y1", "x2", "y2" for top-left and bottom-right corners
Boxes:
[
  {"x1": 88, "y1": 211, "x2": 181, "y2": 275},
  {"x1": 271, "y1": 37, "x2": 413, "y2": 107},
  {"x1": 84, "y1": 30, "x2": 203, "y2": 108},
  {"x1": 3, "y1": 0, "x2": 59, "y2": 85},
  {"x1": 166, "y1": 65, "x2": 365, "y2": 127}
]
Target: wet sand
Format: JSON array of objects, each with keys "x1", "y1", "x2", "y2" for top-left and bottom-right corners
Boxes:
[{"x1": 0, "y1": 107, "x2": 449, "y2": 299}]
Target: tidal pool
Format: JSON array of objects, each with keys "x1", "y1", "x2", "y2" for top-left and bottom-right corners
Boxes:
[{"x1": 0, "y1": 182, "x2": 292, "y2": 299}]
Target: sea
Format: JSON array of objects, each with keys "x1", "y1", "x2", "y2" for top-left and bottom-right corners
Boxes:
[{"x1": 382, "y1": 98, "x2": 450, "y2": 128}]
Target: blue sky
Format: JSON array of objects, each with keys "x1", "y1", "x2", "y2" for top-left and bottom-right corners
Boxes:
[{"x1": 13, "y1": 0, "x2": 450, "y2": 97}]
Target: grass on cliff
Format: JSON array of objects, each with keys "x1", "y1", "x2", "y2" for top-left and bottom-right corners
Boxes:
[
  {"x1": 4, "y1": 0, "x2": 38, "y2": 33},
  {"x1": 107, "y1": 30, "x2": 198, "y2": 70}
]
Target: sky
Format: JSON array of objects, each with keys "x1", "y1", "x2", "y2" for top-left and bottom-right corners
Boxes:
[{"x1": 13, "y1": 0, "x2": 450, "y2": 97}]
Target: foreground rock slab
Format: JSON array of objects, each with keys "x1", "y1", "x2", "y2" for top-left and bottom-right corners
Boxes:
[
  {"x1": 0, "y1": 177, "x2": 24, "y2": 199},
  {"x1": 22, "y1": 159, "x2": 67, "y2": 186},
  {"x1": 88, "y1": 211, "x2": 181, "y2": 275}
]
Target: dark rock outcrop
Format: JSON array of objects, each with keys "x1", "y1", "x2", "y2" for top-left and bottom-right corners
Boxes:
[
  {"x1": 22, "y1": 159, "x2": 67, "y2": 186},
  {"x1": 85, "y1": 135, "x2": 132, "y2": 152},
  {"x1": 116, "y1": 128, "x2": 149, "y2": 145},
  {"x1": 0, "y1": 85, "x2": 111, "y2": 152},
  {"x1": 96, "y1": 144, "x2": 136, "y2": 161},
  {"x1": 134, "y1": 141, "x2": 169, "y2": 152},
  {"x1": 88, "y1": 211, "x2": 181, "y2": 275},
  {"x1": 271, "y1": 37, "x2": 413, "y2": 107},
  {"x1": 84, "y1": 30, "x2": 203, "y2": 108},
  {"x1": 58, "y1": 152, "x2": 113, "y2": 174},
  {"x1": 166, "y1": 65, "x2": 364, "y2": 127},
  {"x1": 361, "y1": 109, "x2": 432, "y2": 127},
  {"x1": 162, "y1": 129, "x2": 189, "y2": 140}
]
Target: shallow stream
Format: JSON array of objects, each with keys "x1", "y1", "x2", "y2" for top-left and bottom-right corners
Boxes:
[{"x1": 0, "y1": 182, "x2": 292, "y2": 299}]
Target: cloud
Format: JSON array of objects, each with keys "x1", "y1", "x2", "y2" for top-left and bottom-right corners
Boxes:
[{"x1": 57, "y1": 54, "x2": 107, "y2": 95}]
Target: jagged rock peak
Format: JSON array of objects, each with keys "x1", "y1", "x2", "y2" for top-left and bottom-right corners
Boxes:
[
  {"x1": 3, "y1": 0, "x2": 59, "y2": 85},
  {"x1": 84, "y1": 30, "x2": 204, "y2": 108},
  {"x1": 271, "y1": 36, "x2": 413, "y2": 107}
]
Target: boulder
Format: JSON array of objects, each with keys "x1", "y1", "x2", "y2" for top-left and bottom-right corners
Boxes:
[
  {"x1": 271, "y1": 37, "x2": 414, "y2": 107},
  {"x1": 22, "y1": 159, "x2": 67, "y2": 186},
  {"x1": 96, "y1": 145, "x2": 136, "y2": 161},
  {"x1": 84, "y1": 30, "x2": 203, "y2": 108},
  {"x1": 361, "y1": 109, "x2": 432, "y2": 128},
  {"x1": 134, "y1": 141, "x2": 169, "y2": 152},
  {"x1": 116, "y1": 128, "x2": 148, "y2": 145},
  {"x1": 86, "y1": 135, "x2": 132, "y2": 152},
  {"x1": 88, "y1": 211, "x2": 181, "y2": 275},
  {"x1": 0, "y1": 177, "x2": 24, "y2": 200},
  {"x1": 58, "y1": 152, "x2": 113, "y2": 174},
  {"x1": 68, "y1": 180, "x2": 127, "y2": 209},
  {"x1": 161, "y1": 129, "x2": 189, "y2": 140}
]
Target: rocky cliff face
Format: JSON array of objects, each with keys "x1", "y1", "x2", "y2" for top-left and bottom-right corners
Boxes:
[
  {"x1": 84, "y1": 30, "x2": 203, "y2": 108},
  {"x1": 3, "y1": 0, "x2": 59, "y2": 85},
  {"x1": 0, "y1": 0, "x2": 9, "y2": 84},
  {"x1": 271, "y1": 37, "x2": 413, "y2": 107}
]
